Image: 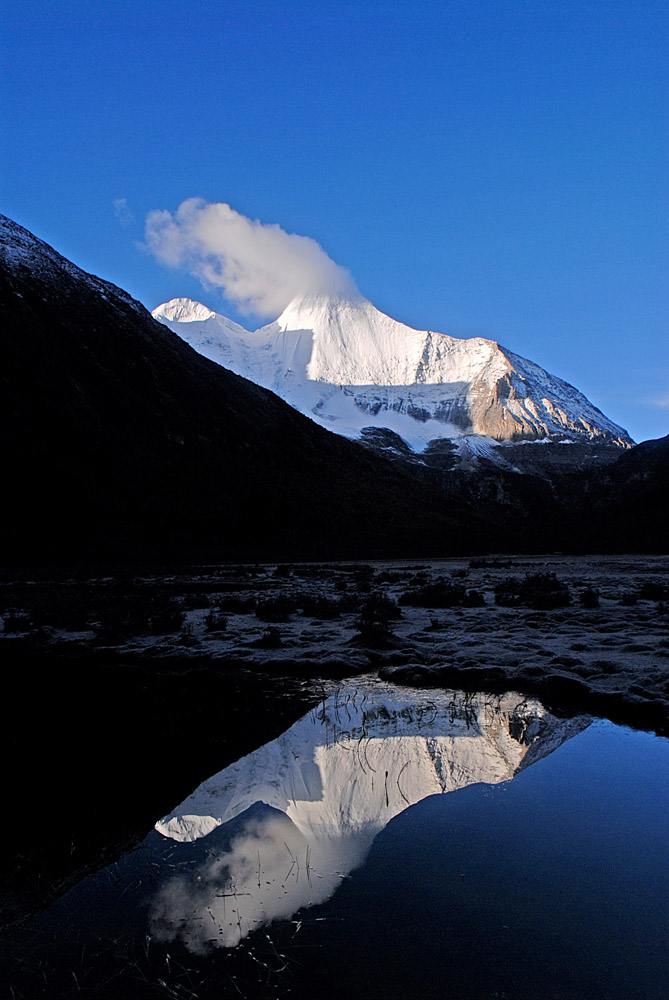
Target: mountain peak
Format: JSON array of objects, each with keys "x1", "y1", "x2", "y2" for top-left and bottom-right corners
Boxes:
[
  {"x1": 156, "y1": 291, "x2": 632, "y2": 447},
  {"x1": 153, "y1": 297, "x2": 216, "y2": 324},
  {"x1": 274, "y1": 290, "x2": 372, "y2": 330}
]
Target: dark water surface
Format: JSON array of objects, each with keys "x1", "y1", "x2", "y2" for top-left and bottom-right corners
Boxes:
[
  {"x1": 301, "y1": 722, "x2": 668, "y2": 1000},
  {"x1": 3, "y1": 684, "x2": 667, "y2": 1000}
]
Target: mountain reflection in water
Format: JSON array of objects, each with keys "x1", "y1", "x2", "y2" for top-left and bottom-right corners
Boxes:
[{"x1": 152, "y1": 684, "x2": 589, "y2": 951}]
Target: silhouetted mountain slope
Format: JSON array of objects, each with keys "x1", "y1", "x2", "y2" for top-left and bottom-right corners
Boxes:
[
  {"x1": 585, "y1": 434, "x2": 669, "y2": 551},
  {"x1": 0, "y1": 215, "x2": 493, "y2": 563}
]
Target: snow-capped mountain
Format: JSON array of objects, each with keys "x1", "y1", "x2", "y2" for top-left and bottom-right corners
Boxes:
[
  {"x1": 153, "y1": 683, "x2": 589, "y2": 948},
  {"x1": 153, "y1": 293, "x2": 632, "y2": 448}
]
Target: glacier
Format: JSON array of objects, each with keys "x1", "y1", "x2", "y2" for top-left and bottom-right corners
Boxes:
[{"x1": 153, "y1": 293, "x2": 632, "y2": 449}]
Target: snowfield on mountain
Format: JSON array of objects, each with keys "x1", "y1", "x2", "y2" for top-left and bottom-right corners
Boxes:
[{"x1": 154, "y1": 293, "x2": 632, "y2": 449}]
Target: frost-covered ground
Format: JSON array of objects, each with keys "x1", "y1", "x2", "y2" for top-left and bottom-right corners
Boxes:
[{"x1": 3, "y1": 555, "x2": 667, "y2": 735}]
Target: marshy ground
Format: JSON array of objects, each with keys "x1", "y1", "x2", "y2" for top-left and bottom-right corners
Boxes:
[{"x1": 3, "y1": 553, "x2": 667, "y2": 729}]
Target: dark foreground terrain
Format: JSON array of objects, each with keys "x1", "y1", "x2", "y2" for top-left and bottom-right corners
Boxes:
[{"x1": 1, "y1": 555, "x2": 667, "y2": 940}]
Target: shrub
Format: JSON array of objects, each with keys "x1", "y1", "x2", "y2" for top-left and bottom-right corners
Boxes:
[
  {"x1": 358, "y1": 593, "x2": 402, "y2": 622},
  {"x1": 579, "y1": 587, "x2": 600, "y2": 608},
  {"x1": 638, "y1": 581, "x2": 669, "y2": 601},
  {"x1": 399, "y1": 580, "x2": 484, "y2": 608},
  {"x1": 144, "y1": 595, "x2": 185, "y2": 634},
  {"x1": 255, "y1": 595, "x2": 298, "y2": 622},
  {"x1": 348, "y1": 564, "x2": 375, "y2": 579},
  {"x1": 273, "y1": 565, "x2": 294, "y2": 578},
  {"x1": 217, "y1": 595, "x2": 255, "y2": 613},
  {"x1": 299, "y1": 595, "x2": 341, "y2": 619},
  {"x1": 470, "y1": 557, "x2": 515, "y2": 569},
  {"x1": 178, "y1": 625, "x2": 198, "y2": 646},
  {"x1": 204, "y1": 608, "x2": 228, "y2": 632},
  {"x1": 180, "y1": 593, "x2": 209, "y2": 612},
  {"x1": 3, "y1": 612, "x2": 32, "y2": 632},
  {"x1": 95, "y1": 607, "x2": 145, "y2": 643},
  {"x1": 254, "y1": 626, "x2": 282, "y2": 648},
  {"x1": 354, "y1": 593, "x2": 402, "y2": 646},
  {"x1": 495, "y1": 573, "x2": 571, "y2": 610},
  {"x1": 294, "y1": 564, "x2": 331, "y2": 579},
  {"x1": 28, "y1": 592, "x2": 92, "y2": 631}
]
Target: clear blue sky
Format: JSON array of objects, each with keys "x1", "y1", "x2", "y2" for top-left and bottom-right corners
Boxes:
[{"x1": 2, "y1": 0, "x2": 667, "y2": 442}]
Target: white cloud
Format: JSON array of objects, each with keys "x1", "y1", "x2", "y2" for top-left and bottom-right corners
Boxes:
[
  {"x1": 112, "y1": 197, "x2": 134, "y2": 227},
  {"x1": 144, "y1": 198, "x2": 357, "y2": 318}
]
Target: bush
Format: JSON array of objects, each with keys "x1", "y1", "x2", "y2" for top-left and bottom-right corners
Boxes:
[
  {"x1": 399, "y1": 580, "x2": 484, "y2": 608},
  {"x1": 462, "y1": 589, "x2": 486, "y2": 607},
  {"x1": 354, "y1": 593, "x2": 402, "y2": 646},
  {"x1": 579, "y1": 587, "x2": 600, "y2": 608},
  {"x1": 3, "y1": 612, "x2": 32, "y2": 632},
  {"x1": 144, "y1": 595, "x2": 185, "y2": 634},
  {"x1": 95, "y1": 606, "x2": 146, "y2": 643},
  {"x1": 495, "y1": 573, "x2": 571, "y2": 610},
  {"x1": 217, "y1": 595, "x2": 255, "y2": 613},
  {"x1": 254, "y1": 626, "x2": 282, "y2": 648},
  {"x1": 178, "y1": 625, "x2": 198, "y2": 646},
  {"x1": 27, "y1": 591, "x2": 92, "y2": 631},
  {"x1": 299, "y1": 595, "x2": 341, "y2": 619},
  {"x1": 255, "y1": 595, "x2": 298, "y2": 622},
  {"x1": 639, "y1": 581, "x2": 669, "y2": 601},
  {"x1": 180, "y1": 593, "x2": 209, "y2": 612},
  {"x1": 204, "y1": 608, "x2": 228, "y2": 632},
  {"x1": 293, "y1": 564, "x2": 331, "y2": 579},
  {"x1": 358, "y1": 593, "x2": 402, "y2": 622},
  {"x1": 96, "y1": 591, "x2": 185, "y2": 636},
  {"x1": 348, "y1": 564, "x2": 375, "y2": 579},
  {"x1": 470, "y1": 557, "x2": 515, "y2": 569}
]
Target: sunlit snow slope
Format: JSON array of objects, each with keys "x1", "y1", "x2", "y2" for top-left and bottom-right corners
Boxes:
[{"x1": 153, "y1": 294, "x2": 631, "y2": 448}]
